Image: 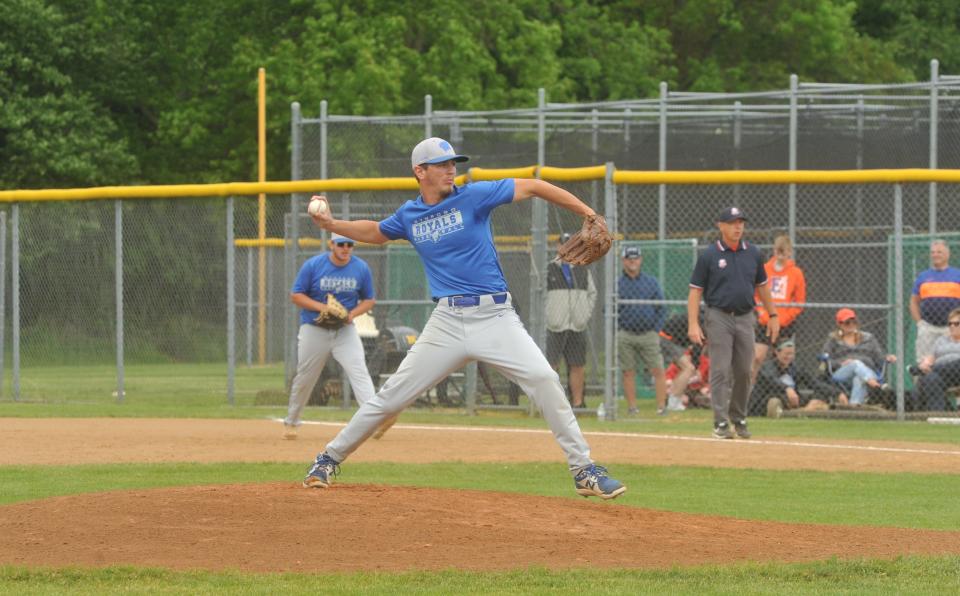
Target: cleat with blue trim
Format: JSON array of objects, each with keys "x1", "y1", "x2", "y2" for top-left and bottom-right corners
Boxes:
[
  {"x1": 574, "y1": 464, "x2": 627, "y2": 500},
  {"x1": 303, "y1": 453, "x2": 340, "y2": 488}
]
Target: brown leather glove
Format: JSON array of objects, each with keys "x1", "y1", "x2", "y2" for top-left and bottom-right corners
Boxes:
[
  {"x1": 313, "y1": 293, "x2": 349, "y2": 329},
  {"x1": 556, "y1": 214, "x2": 612, "y2": 266}
]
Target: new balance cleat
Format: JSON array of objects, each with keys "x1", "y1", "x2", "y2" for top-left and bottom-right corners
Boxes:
[
  {"x1": 303, "y1": 453, "x2": 340, "y2": 488},
  {"x1": 713, "y1": 421, "x2": 734, "y2": 439},
  {"x1": 574, "y1": 464, "x2": 627, "y2": 500}
]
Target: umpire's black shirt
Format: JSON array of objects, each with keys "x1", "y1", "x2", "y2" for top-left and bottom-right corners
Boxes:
[{"x1": 689, "y1": 239, "x2": 767, "y2": 315}]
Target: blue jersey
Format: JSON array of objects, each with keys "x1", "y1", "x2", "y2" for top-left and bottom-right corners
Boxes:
[
  {"x1": 912, "y1": 266, "x2": 960, "y2": 326},
  {"x1": 291, "y1": 253, "x2": 375, "y2": 326},
  {"x1": 378, "y1": 179, "x2": 515, "y2": 298}
]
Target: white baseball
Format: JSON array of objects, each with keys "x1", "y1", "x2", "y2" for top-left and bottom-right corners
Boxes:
[{"x1": 308, "y1": 197, "x2": 328, "y2": 217}]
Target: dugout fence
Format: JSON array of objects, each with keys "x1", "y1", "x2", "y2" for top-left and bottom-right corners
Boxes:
[{"x1": 2, "y1": 169, "x2": 960, "y2": 420}]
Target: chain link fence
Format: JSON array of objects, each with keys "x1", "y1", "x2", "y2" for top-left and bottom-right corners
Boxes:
[{"x1": 3, "y1": 67, "x2": 960, "y2": 419}]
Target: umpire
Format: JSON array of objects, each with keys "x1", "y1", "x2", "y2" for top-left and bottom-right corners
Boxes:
[{"x1": 687, "y1": 207, "x2": 779, "y2": 439}]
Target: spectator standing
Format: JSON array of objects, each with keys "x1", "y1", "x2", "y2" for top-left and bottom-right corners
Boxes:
[
  {"x1": 748, "y1": 339, "x2": 837, "y2": 417},
  {"x1": 283, "y1": 233, "x2": 377, "y2": 439},
  {"x1": 913, "y1": 307, "x2": 960, "y2": 411},
  {"x1": 546, "y1": 233, "x2": 597, "y2": 408},
  {"x1": 752, "y1": 235, "x2": 806, "y2": 383},
  {"x1": 688, "y1": 207, "x2": 779, "y2": 439},
  {"x1": 617, "y1": 246, "x2": 668, "y2": 415},
  {"x1": 910, "y1": 240, "x2": 960, "y2": 363},
  {"x1": 821, "y1": 308, "x2": 896, "y2": 407}
]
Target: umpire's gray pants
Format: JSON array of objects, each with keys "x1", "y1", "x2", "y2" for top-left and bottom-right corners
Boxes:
[
  {"x1": 704, "y1": 307, "x2": 755, "y2": 425},
  {"x1": 324, "y1": 293, "x2": 593, "y2": 473},
  {"x1": 285, "y1": 323, "x2": 376, "y2": 427}
]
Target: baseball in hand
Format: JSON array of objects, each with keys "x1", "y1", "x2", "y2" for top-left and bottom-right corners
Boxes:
[{"x1": 308, "y1": 196, "x2": 328, "y2": 217}]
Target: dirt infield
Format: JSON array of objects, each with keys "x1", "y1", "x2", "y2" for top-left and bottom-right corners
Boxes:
[{"x1": 2, "y1": 417, "x2": 959, "y2": 572}]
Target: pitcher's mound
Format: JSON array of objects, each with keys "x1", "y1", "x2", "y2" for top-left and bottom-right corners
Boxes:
[{"x1": 2, "y1": 483, "x2": 959, "y2": 572}]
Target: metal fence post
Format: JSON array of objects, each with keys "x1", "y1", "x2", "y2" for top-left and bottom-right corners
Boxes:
[
  {"x1": 0, "y1": 211, "x2": 5, "y2": 398},
  {"x1": 424, "y1": 94, "x2": 433, "y2": 138},
  {"x1": 286, "y1": 102, "x2": 304, "y2": 387},
  {"x1": 115, "y1": 199, "x2": 124, "y2": 403},
  {"x1": 603, "y1": 163, "x2": 617, "y2": 421},
  {"x1": 658, "y1": 82, "x2": 667, "y2": 243},
  {"x1": 246, "y1": 248, "x2": 253, "y2": 366},
  {"x1": 733, "y1": 100, "x2": 742, "y2": 204},
  {"x1": 528, "y1": 88, "x2": 549, "y2": 416},
  {"x1": 929, "y1": 59, "x2": 939, "y2": 234},
  {"x1": 11, "y1": 204, "x2": 18, "y2": 401},
  {"x1": 788, "y1": 74, "x2": 798, "y2": 247},
  {"x1": 227, "y1": 196, "x2": 236, "y2": 405},
  {"x1": 893, "y1": 184, "x2": 905, "y2": 421}
]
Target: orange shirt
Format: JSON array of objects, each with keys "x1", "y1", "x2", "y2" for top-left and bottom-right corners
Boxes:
[{"x1": 756, "y1": 257, "x2": 806, "y2": 327}]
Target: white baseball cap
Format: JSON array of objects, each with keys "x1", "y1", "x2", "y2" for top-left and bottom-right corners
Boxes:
[{"x1": 410, "y1": 137, "x2": 469, "y2": 168}]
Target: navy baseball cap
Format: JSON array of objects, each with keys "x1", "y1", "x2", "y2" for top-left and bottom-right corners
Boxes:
[
  {"x1": 410, "y1": 137, "x2": 469, "y2": 168},
  {"x1": 622, "y1": 246, "x2": 641, "y2": 258},
  {"x1": 330, "y1": 233, "x2": 355, "y2": 245},
  {"x1": 718, "y1": 207, "x2": 747, "y2": 222}
]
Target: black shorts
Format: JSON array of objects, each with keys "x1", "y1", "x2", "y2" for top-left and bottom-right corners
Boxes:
[
  {"x1": 755, "y1": 321, "x2": 796, "y2": 345},
  {"x1": 546, "y1": 330, "x2": 587, "y2": 367}
]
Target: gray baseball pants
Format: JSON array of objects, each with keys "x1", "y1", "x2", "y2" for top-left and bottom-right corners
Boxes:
[
  {"x1": 324, "y1": 293, "x2": 593, "y2": 472},
  {"x1": 704, "y1": 307, "x2": 755, "y2": 425},
  {"x1": 285, "y1": 323, "x2": 376, "y2": 427}
]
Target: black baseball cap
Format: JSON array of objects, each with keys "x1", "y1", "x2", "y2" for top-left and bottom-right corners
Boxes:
[{"x1": 718, "y1": 207, "x2": 747, "y2": 222}]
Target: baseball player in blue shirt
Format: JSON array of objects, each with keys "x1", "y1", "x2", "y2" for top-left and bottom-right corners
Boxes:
[
  {"x1": 283, "y1": 233, "x2": 377, "y2": 439},
  {"x1": 301, "y1": 137, "x2": 626, "y2": 499}
]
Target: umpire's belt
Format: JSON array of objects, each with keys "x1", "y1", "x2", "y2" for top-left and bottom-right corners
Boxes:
[
  {"x1": 708, "y1": 306, "x2": 753, "y2": 316},
  {"x1": 438, "y1": 293, "x2": 509, "y2": 307}
]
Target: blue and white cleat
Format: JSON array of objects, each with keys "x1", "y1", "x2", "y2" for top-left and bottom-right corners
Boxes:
[
  {"x1": 574, "y1": 464, "x2": 627, "y2": 500},
  {"x1": 303, "y1": 453, "x2": 340, "y2": 488}
]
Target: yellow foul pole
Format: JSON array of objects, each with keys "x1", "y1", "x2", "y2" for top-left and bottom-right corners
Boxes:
[{"x1": 257, "y1": 68, "x2": 267, "y2": 365}]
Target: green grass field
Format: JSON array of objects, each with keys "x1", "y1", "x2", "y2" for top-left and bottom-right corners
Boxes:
[{"x1": 1, "y1": 362, "x2": 959, "y2": 593}]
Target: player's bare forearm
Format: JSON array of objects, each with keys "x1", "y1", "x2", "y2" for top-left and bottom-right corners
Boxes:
[
  {"x1": 687, "y1": 288, "x2": 705, "y2": 345},
  {"x1": 350, "y1": 298, "x2": 375, "y2": 320},
  {"x1": 909, "y1": 295, "x2": 921, "y2": 322},
  {"x1": 757, "y1": 284, "x2": 780, "y2": 341},
  {"x1": 291, "y1": 292, "x2": 326, "y2": 313},
  {"x1": 313, "y1": 217, "x2": 389, "y2": 245},
  {"x1": 512, "y1": 179, "x2": 595, "y2": 217}
]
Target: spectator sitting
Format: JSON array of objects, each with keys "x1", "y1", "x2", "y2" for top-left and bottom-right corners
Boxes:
[
  {"x1": 658, "y1": 310, "x2": 704, "y2": 412},
  {"x1": 912, "y1": 306, "x2": 960, "y2": 412},
  {"x1": 665, "y1": 344, "x2": 711, "y2": 408},
  {"x1": 821, "y1": 308, "x2": 897, "y2": 407},
  {"x1": 748, "y1": 338, "x2": 836, "y2": 418}
]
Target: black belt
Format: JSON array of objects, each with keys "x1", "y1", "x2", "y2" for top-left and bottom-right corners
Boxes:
[
  {"x1": 709, "y1": 306, "x2": 753, "y2": 316},
  {"x1": 436, "y1": 293, "x2": 509, "y2": 307}
]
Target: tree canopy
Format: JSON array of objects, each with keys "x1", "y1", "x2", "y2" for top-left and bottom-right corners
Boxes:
[{"x1": 0, "y1": 0, "x2": 949, "y2": 188}]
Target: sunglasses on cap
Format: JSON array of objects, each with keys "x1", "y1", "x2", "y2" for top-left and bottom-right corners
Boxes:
[{"x1": 335, "y1": 242, "x2": 354, "y2": 248}]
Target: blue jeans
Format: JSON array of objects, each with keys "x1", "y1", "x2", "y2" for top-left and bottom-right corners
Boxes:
[{"x1": 831, "y1": 360, "x2": 878, "y2": 405}]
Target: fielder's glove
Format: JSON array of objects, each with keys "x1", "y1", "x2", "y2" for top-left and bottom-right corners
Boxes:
[
  {"x1": 556, "y1": 214, "x2": 612, "y2": 266},
  {"x1": 313, "y1": 293, "x2": 349, "y2": 329}
]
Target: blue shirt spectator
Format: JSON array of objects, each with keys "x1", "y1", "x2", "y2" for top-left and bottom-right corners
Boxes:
[{"x1": 618, "y1": 247, "x2": 666, "y2": 333}]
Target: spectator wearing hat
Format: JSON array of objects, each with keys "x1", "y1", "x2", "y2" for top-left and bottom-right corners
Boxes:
[
  {"x1": 752, "y1": 235, "x2": 807, "y2": 384},
  {"x1": 909, "y1": 240, "x2": 960, "y2": 364},
  {"x1": 821, "y1": 308, "x2": 896, "y2": 407},
  {"x1": 688, "y1": 207, "x2": 779, "y2": 439},
  {"x1": 748, "y1": 338, "x2": 838, "y2": 418},
  {"x1": 546, "y1": 232, "x2": 597, "y2": 408},
  {"x1": 617, "y1": 246, "x2": 669, "y2": 415}
]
